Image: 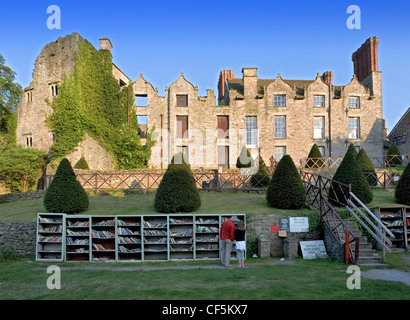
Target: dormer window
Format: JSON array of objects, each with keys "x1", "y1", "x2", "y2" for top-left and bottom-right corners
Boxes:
[
  {"x1": 313, "y1": 95, "x2": 325, "y2": 107},
  {"x1": 349, "y1": 96, "x2": 360, "y2": 109},
  {"x1": 176, "y1": 94, "x2": 188, "y2": 107},
  {"x1": 273, "y1": 95, "x2": 286, "y2": 107}
]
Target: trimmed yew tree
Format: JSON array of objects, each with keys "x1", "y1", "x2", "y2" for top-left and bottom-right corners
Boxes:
[
  {"x1": 357, "y1": 148, "x2": 377, "y2": 187},
  {"x1": 395, "y1": 163, "x2": 410, "y2": 205},
  {"x1": 250, "y1": 157, "x2": 271, "y2": 187},
  {"x1": 154, "y1": 154, "x2": 201, "y2": 213},
  {"x1": 387, "y1": 142, "x2": 403, "y2": 166},
  {"x1": 236, "y1": 146, "x2": 254, "y2": 168},
  {"x1": 266, "y1": 155, "x2": 306, "y2": 209},
  {"x1": 330, "y1": 151, "x2": 373, "y2": 205},
  {"x1": 306, "y1": 143, "x2": 324, "y2": 168},
  {"x1": 44, "y1": 158, "x2": 89, "y2": 213}
]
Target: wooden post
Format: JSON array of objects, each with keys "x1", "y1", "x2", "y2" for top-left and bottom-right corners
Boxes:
[
  {"x1": 345, "y1": 230, "x2": 350, "y2": 265},
  {"x1": 233, "y1": 171, "x2": 236, "y2": 189},
  {"x1": 355, "y1": 237, "x2": 360, "y2": 264},
  {"x1": 147, "y1": 174, "x2": 150, "y2": 194},
  {"x1": 94, "y1": 173, "x2": 98, "y2": 195}
]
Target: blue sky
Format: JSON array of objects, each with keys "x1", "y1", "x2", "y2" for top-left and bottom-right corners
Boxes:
[{"x1": 1, "y1": 0, "x2": 409, "y2": 130}]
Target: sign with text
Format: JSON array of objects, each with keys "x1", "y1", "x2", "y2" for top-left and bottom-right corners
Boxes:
[
  {"x1": 289, "y1": 217, "x2": 309, "y2": 232},
  {"x1": 300, "y1": 240, "x2": 328, "y2": 259},
  {"x1": 279, "y1": 218, "x2": 290, "y2": 231}
]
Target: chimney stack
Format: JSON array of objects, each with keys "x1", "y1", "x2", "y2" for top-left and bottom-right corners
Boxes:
[
  {"x1": 242, "y1": 68, "x2": 258, "y2": 98},
  {"x1": 352, "y1": 37, "x2": 379, "y2": 82},
  {"x1": 322, "y1": 71, "x2": 333, "y2": 85},
  {"x1": 218, "y1": 70, "x2": 235, "y2": 102},
  {"x1": 99, "y1": 38, "x2": 113, "y2": 55}
]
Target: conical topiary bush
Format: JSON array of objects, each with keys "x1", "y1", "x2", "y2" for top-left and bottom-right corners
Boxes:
[
  {"x1": 74, "y1": 156, "x2": 90, "y2": 169},
  {"x1": 236, "y1": 146, "x2": 254, "y2": 168},
  {"x1": 329, "y1": 151, "x2": 373, "y2": 205},
  {"x1": 347, "y1": 143, "x2": 358, "y2": 158},
  {"x1": 250, "y1": 157, "x2": 271, "y2": 188},
  {"x1": 356, "y1": 148, "x2": 377, "y2": 187},
  {"x1": 387, "y1": 142, "x2": 403, "y2": 167},
  {"x1": 395, "y1": 163, "x2": 410, "y2": 205},
  {"x1": 306, "y1": 143, "x2": 324, "y2": 168},
  {"x1": 154, "y1": 153, "x2": 201, "y2": 213},
  {"x1": 266, "y1": 155, "x2": 306, "y2": 209},
  {"x1": 44, "y1": 158, "x2": 89, "y2": 213}
]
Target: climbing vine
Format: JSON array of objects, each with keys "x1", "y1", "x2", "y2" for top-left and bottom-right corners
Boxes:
[{"x1": 46, "y1": 39, "x2": 153, "y2": 169}]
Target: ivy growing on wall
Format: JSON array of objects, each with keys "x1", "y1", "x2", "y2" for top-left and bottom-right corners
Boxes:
[{"x1": 46, "y1": 39, "x2": 153, "y2": 169}]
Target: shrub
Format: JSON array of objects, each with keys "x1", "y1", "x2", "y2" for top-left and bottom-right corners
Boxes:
[
  {"x1": 154, "y1": 154, "x2": 201, "y2": 213},
  {"x1": 250, "y1": 157, "x2": 270, "y2": 187},
  {"x1": 395, "y1": 163, "x2": 410, "y2": 205},
  {"x1": 0, "y1": 146, "x2": 47, "y2": 192},
  {"x1": 236, "y1": 146, "x2": 254, "y2": 168},
  {"x1": 387, "y1": 142, "x2": 403, "y2": 166},
  {"x1": 347, "y1": 143, "x2": 358, "y2": 158},
  {"x1": 44, "y1": 158, "x2": 89, "y2": 213},
  {"x1": 306, "y1": 143, "x2": 324, "y2": 168},
  {"x1": 266, "y1": 155, "x2": 306, "y2": 209},
  {"x1": 356, "y1": 149, "x2": 377, "y2": 187},
  {"x1": 74, "y1": 156, "x2": 90, "y2": 169},
  {"x1": 330, "y1": 151, "x2": 373, "y2": 205}
]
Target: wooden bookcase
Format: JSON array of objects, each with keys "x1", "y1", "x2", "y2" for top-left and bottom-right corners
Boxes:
[
  {"x1": 65, "y1": 215, "x2": 90, "y2": 261},
  {"x1": 36, "y1": 213, "x2": 65, "y2": 262},
  {"x1": 117, "y1": 216, "x2": 142, "y2": 261},
  {"x1": 374, "y1": 207, "x2": 408, "y2": 251},
  {"x1": 36, "y1": 213, "x2": 246, "y2": 262},
  {"x1": 405, "y1": 207, "x2": 410, "y2": 250},
  {"x1": 91, "y1": 216, "x2": 116, "y2": 261}
]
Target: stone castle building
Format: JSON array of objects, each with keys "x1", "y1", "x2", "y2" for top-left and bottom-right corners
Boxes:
[{"x1": 15, "y1": 33, "x2": 384, "y2": 170}]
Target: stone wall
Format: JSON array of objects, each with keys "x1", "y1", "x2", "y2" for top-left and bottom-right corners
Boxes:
[
  {"x1": 0, "y1": 222, "x2": 37, "y2": 256},
  {"x1": 0, "y1": 190, "x2": 45, "y2": 203}
]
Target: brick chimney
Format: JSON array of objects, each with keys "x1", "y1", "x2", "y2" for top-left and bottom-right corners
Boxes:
[
  {"x1": 99, "y1": 38, "x2": 113, "y2": 55},
  {"x1": 352, "y1": 37, "x2": 379, "y2": 82},
  {"x1": 322, "y1": 71, "x2": 333, "y2": 85},
  {"x1": 242, "y1": 68, "x2": 258, "y2": 98},
  {"x1": 218, "y1": 70, "x2": 235, "y2": 102}
]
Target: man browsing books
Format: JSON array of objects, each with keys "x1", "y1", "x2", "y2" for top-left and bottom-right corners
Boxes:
[{"x1": 220, "y1": 216, "x2": 238, "y2": 267}]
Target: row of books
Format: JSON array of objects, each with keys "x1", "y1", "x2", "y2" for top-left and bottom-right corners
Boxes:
[
  {"x1": 92, "y1": 244, "x2": 112, "y2": 251},
  {"x1": 170, "y1": 245, "x2": 193, "y2": 251},
  {"x1": 38, "y1": 236, "x2": 62, "y2": 242},
  {"x1": 67, "y1": 229, "x2": 89, "y2": 236},
  {"x1": 169, "y1": 218, "x2": 192, "y2": 224},
  {"x1": 144, "y1": 237, "x2": 167, "y2": 244},
  {"x1": 39, "y1": 225, "x2": 63, "y2": 233},
  {"x1": 170, "y1": 229, "x2": 193, "y2": 236},
  {"x1": 67, "y1": 237, "x2": 89, "y2": 245},
  {"x1": 197, "y1": 218, "x2": 218, "y2": 224},
  {"x1": 170, "y1": 237, "x2": 193, "y2": 244},
  {"x1": 39, "y1": 217, "x2": 62, "y2": 224},
  {"x1": 118, "y1": 245, "x2": 141, "y2": 253},
  {"x1": 117, "y1": 219, "x2": 140, "y2": 226},
  {"x1": 118, "y1": 236, "x2": 141, "y2": 244},
  {"x1": 196, "y1": 226, "x2": 219, "y2": 233},
  {"x1": 144, "y1": 229, "x2": 167, "y2": 236},
  {"x1": 93, "y1": 219, "x2": 116, "y2": 226},
  {"x1": 118, "y1": 227, "x2": 140, "y2": 235},
  {"x1": 196, "y1": 235, "x2": 219, "y2": 242},
  {"x1": 67, "y1": 220, "x2": 90, "y2": 227},
  {"x1": 144, "y1": 221, "x2": 167, "y2": 228},
  {"x1": 91, "y1": 230, "x2": 115, "y2": 238}
]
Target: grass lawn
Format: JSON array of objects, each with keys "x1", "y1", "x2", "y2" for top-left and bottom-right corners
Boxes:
[{"x1": 0, "y1": 188, "x2": 401, "y2": 222}]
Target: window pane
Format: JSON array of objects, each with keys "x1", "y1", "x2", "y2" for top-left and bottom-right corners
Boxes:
[
  {"x1": 348, "y1": 118, "x2": 359, "y2": 139},
  {"x1": 176, "y1": 95, "x2": 188, "y2": 107},
  {"x1": 177, "y1": 116, "x2": 188, "y2": 139},
  {"x1": 349, "y1": 97, "x2": 360, "y2": 109},
  {"x1": 135, "y1": 95, "x2": 148, "y2": 106},
  {"x1": 274, "y1": 146, "x2": 286, "y2": 161},
  {"x1": 246, "y1": 116, "x2": 257, "y2": 147},
  {"x1": 217, "y1": 116, "x2": 229, "y2": 139},
  {"x1": 313, "y1": 95, "x2": 325, "y2": 107},
  {"x1": 274, "y1": 95, "x2": 286, "y2": 107},
  {"x1": 274, "y1": 116, "x2": 286, "y2": 138},
  {"x1": 313, "y1": 117, "x2": 325, "y2": 139}
]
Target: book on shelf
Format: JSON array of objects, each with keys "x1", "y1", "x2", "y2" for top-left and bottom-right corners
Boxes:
[
  {"x1": 197, "y1": 218, "x2": 218, "y2": 224},
  {"x1": 92, "y1": 243, "x2": 108, "y2": 251},
  {"x1": 67, "y1": 237, "x2": 89, "y2": 245},
  {"x1": 144, "y1": 237, "x2": 167, "y2": 244},
  {"x1": 196, "y1": 225, "x2": 219, "y2": 233},
  {"x1": 40, "y1": 225, "x2": 63, "y2": 232},
  {"x1": 169, "y1": 218, "x2": 191, "y2": 224},
  {"x1": 39, "y1": 217, "x2": 62, "y2": 224},
  {"x1": 93, "y1": 219, "x2": 115, "y2": 226},
  {"x1": 67, "y1": 220, "x2": 89, "y2": 227},
  {"x1": 91, "y1": 230, "x2": 115, "y2": 238},
  {"x1": 143, "y1": 229, "x2": 167, "y2": 236},
  {"x1": 117, "y1": 219, "x2": 140, "y2": 226},
  {"x1": 118, "y1": 236, "x2": 141, "y2": 244},
  {"x1": 67, "y1": 229, "x2": 89, "y2": 236},
  {"x1": 170, "y1": 245, "x2": 193, "y2": 251},
  {"x1": 119, "y1": 245, "x2": 141, "y2": 253},
  {"x1": 196, "y1": 235, "x2": 219, "y2": 242},
  {"x1": 170, "y1": 229, "x2": 193, "y2": 237},
  {"x1": 170, "y1": 237, "x2": 193, "y2": 244},
  {"x1": 144, "y1": 221, "x2": 167, "y2": 228},
  {"x1": 38, "y1": 236, "x2": 62, "y2": 242},
  {"x1": 118, "y1": 227, "x2": 140, "y2": 235}
]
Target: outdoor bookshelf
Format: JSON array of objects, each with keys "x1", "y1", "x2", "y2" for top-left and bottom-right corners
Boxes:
[
  {"x1": 35, "y1": 213, "x2": 246, "y2": 262},
  {"x1": 91, "y1": 216, "x2": 116, "y2": 261},
  {"x1": 65, "y1": 215, "x2": 90, "y2": 261},
  {"x1": 374, "y1": 207, "x2": 408, "y2": 251},
  {"x1": 405, "y1": 207, "x2": 410, "y2": 250},
  {"x1": 36, "y1": 213, "x2": 65, "y2": 262},
  {"x1": 117, "y1": 216, "x2": 142, "y2": 261}
]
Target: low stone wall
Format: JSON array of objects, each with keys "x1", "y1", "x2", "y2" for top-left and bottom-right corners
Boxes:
[
  {"x1": 0, "y1": 190, "x2": 46, "y2": 203},
  {"x1": 0, "y1": 222, "x2": 37, "y2": 256}
]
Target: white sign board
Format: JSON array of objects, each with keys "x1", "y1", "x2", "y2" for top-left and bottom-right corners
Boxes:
[
  {"x1": 289, "y1": 217, "x2": 309, "y2": 232},
  {"x1": 300, "y1": 240, "x2": 328, "y2": 259}
]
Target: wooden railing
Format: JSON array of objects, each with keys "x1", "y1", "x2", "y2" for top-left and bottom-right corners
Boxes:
[{"x1": 301, "y1": 155, "x2": 408, "y2": 169}]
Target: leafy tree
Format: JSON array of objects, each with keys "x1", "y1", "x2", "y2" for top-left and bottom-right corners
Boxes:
[
  {"x1": 44, "y1": 158, "x2": 89, "y2": 213},
  {"x1": 356, "y1": 148, "x2": 377, "y2": 187},
  {"x1": 386, "y1": 142, "x2": 403, "y2": 166},
  {"x1": 330, "y1": 151, "x2": 373, "y2": 205},
  {"x1": 154, "y1": 153, "x2": 200, "y2": 213},
  {"x1": 306, "y1": 143, "x2": 324, "y2": 168},
  {"x1": 266, "y1": 155, "x2": 306, "y2": 209},
  {"x1": 236, "y1": 146, "x2": 254, "y2": 168},
  {"x1": 395, "y1": 163, "x2": 410, "y2": 205},
  {"x1": 0, "y1": 146, "x2": 47, "y2": 192},
  {"x1": 0, "y1": 54, "x2": 22, "y2": 149},
  {"x1": 250, "y1": 157, "x2": 270, "y2": 187}
]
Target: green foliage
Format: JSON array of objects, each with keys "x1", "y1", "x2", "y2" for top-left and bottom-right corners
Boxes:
[
  {"x1": 0, "y1": 54, "x2": 22, "y2": 148},
  {"x1": 74, "y1": 156, "x2": 90, "y2": 169},
  {"x1": 46, "y1": 40, "x2": 153, "y2": 169},
  {"x1": 395, "y1": 163, "x2": 410, "y2": 205},
  {"x1": 44, "y1": 158, "x2": 89, "y2": 213},
  {"x1": 0, "y1": 146, "x2": 47, "y2": 192},
  {"x1": 250, "y1": 157, "x2": 270, "y2": 187},
  {"x1": 0, "y1": 246, "x2": 18, "y2": 262},
  {"x1": 236, "y1": 146, "x2": 254, "y2": 168},
  {"x1": 306, "y1": 143, "x2": 324, "y2": 168},
  {"x1": 154, "y1": 154, "x2": 201, "y2": 213},
  {"x1": 266, "y1": 155, "x2": 306, "y2": 209},
  {"x1": 330, "y1": 151, "x2": 373, "y2": 205},
  {"x1": 346, "y1": 143, "x2": 358, "y2": 158},
  {"x1": 356, "y1": 149, "x2": 377, "y2": 187},
  {"x1": 387, "y1": 142, "x2": 403, "y2": 166}
]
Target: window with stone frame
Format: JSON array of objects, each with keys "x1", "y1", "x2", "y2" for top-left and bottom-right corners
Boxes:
[
  {"x1": 349, "y1": 96, "x2": 360, "y2": 109},
  {"x1": 137, "y1": 115, "x2": 148, "y2": 138},
  {"x1": 217, "y1": 116, "x2": 229, "y2": 139},
  {"x1": 273, "y1": 94, "x2": 286, "y2": 107},
  {"x1": 313, "y1": 116, "x2": 325, "y2": 139},
  {"x1": 176, "y1": 115, "x2": 188, "y2": 139},
  {"x1": 274, "y1": 146, "x2": 286, "y2": 161},
  {"x1": 348, "y1": 117, "x2": 360, "y2": 139},
  {"x1": 135, "y1": 94, "x2": 148, "y2": 107},
  {"x1": 176, "y1": 94, "x2": 188, "y2": 107},
  {"x1": 274, "y1": 116, "x2": 286, "y2": 138},
  {"x1": 245, "y1": 116, "x2": 257, "y2": 147},
  {"x1": 313, "y1": 95, "x2": 325, "y2": 108}
]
